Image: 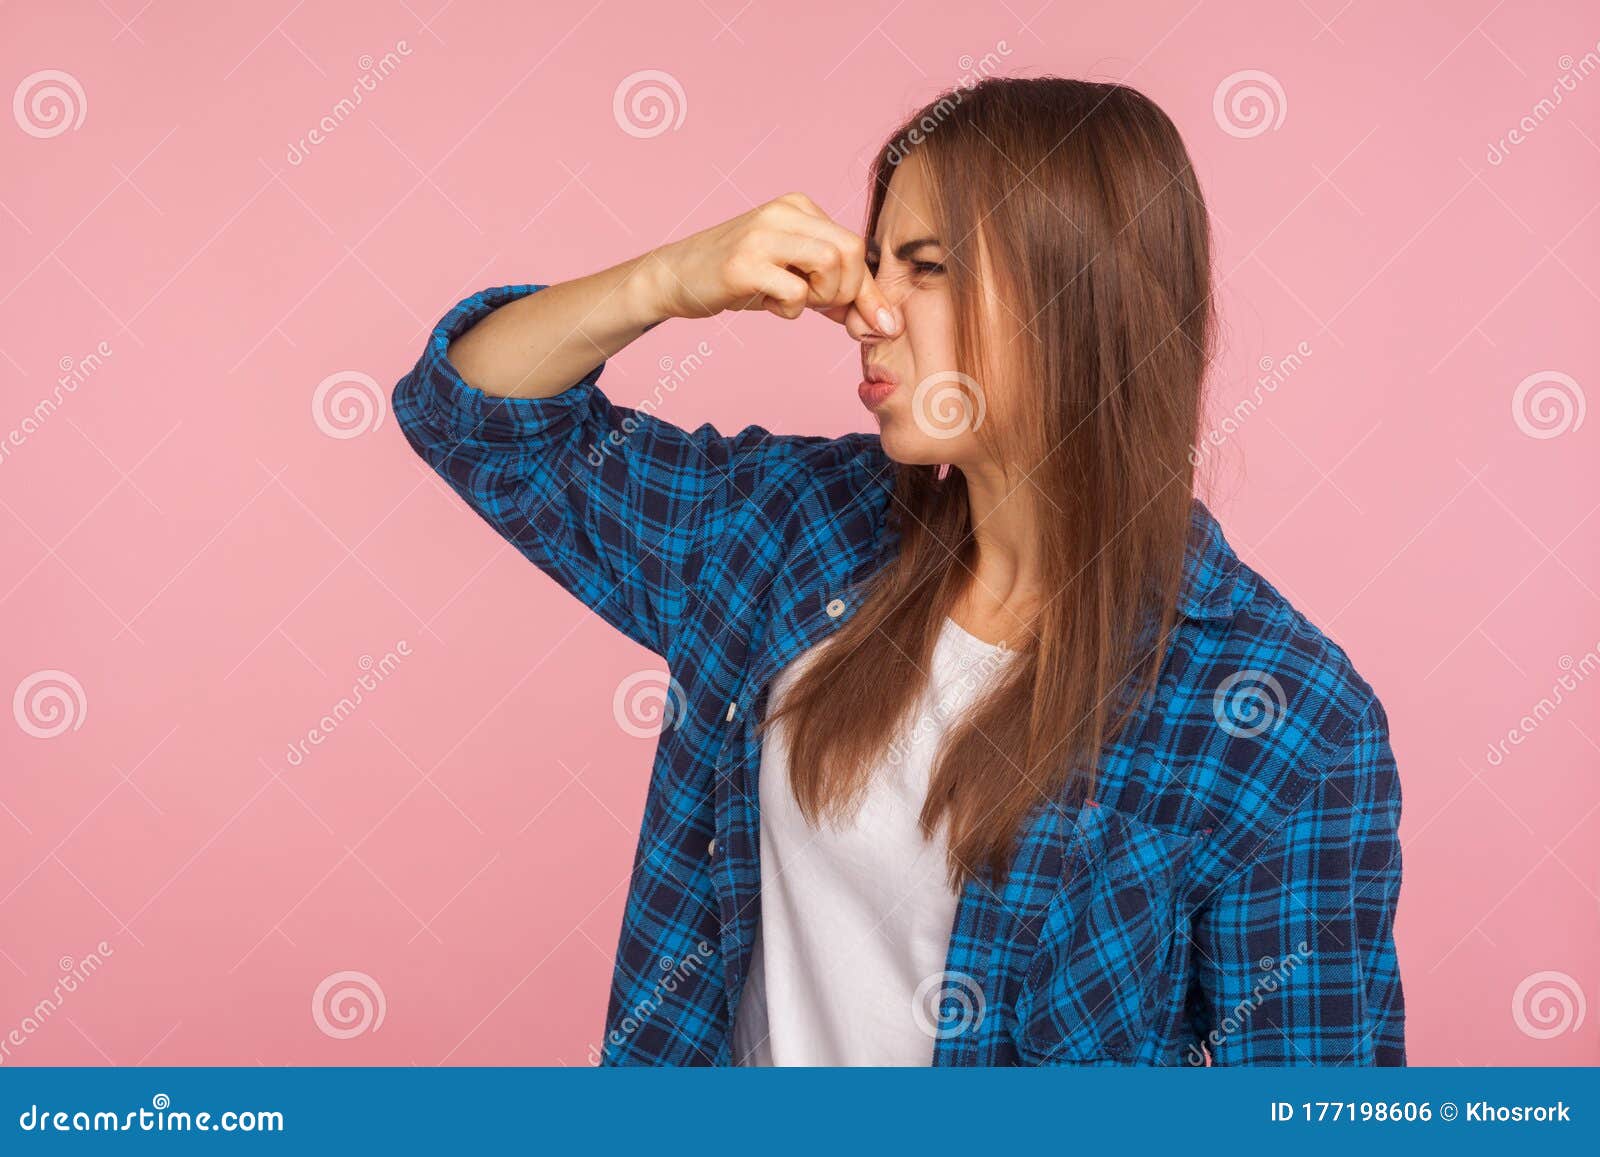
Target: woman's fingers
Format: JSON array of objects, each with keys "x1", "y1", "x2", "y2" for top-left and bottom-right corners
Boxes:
[
  {"x1": 652, "y1": 192, "x2": 902, "y2": 329},
  {"x1": 744, "y1": 262, "x2": 811, "y2": 320},
  {"x1": 769, "y1": 199, "x2": 900, "y2": 334},
  {"x1": 792, "y1": 239, "x2": 848, "y2": 311},
  {"x1": 849, "y1": 267, "x2": 898, "y2": 335}
]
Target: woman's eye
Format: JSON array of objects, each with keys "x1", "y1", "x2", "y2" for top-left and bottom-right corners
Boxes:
[{"x1": 864, "y1": 258, "x2": 944, "y2": 279}]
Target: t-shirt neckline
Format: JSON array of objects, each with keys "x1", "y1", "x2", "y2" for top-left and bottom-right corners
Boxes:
[{"x1": 942, "y1": 615, "x2": 1005, "y2": 653}]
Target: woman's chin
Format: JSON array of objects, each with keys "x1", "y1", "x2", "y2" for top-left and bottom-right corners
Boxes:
[
  {"x1": 877, "y1": 424, "x2": 954, "y2": 467},
  {"x1": 874, "y1": 421, "x2": 919, "y2": 462}
]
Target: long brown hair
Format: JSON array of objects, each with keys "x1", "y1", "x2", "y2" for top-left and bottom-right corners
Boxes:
[{"x1": 760, "y1": 76, "x2": 1214, "y2": 889}]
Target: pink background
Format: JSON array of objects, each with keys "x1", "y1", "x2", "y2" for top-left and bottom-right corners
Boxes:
[{"x1": 2, "y1": 0, "x2": 1596, "y2": 1067}]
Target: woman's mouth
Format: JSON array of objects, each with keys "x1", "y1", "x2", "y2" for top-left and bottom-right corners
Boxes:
[
  {"x1": 858, "y1": 366, "x2": 899, "y2": 410},
  {"x1": 857, "y1": 379, "x2": 896, "y2": 409}
]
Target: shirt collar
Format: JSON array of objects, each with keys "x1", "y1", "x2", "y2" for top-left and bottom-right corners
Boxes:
[{"x1": 1177, "y1": 497, "x2": 1248, "y2": 621}]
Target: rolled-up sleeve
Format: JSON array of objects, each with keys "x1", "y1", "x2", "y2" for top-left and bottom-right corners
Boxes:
[
  {"x1": 392, "y1": 284, "x2": 792, "y2": 657},
  {"x1": 1188, "y1": 695, "x2": 1406, "y2": 1065}
]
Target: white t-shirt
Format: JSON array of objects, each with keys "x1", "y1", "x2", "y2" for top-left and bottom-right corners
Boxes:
[{"x1": 731, "y1": 616, "x2": 1013, "y2": 1066}]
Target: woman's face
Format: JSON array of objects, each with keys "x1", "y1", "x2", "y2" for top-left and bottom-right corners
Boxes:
[{"x1": 849, "y1": 153, "x2": 1006, "y2": 471}]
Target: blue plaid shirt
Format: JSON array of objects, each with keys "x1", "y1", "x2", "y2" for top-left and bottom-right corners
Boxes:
[{"x1": 393, "y1": 284, "x2": 1406, "y2": 1067}]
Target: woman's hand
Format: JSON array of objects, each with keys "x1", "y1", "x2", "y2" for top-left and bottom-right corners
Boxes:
[
  {"x1": 638, "y1": 193, "x2": 901, "y2": 334},
  {"x1": 443, "y1": 194, "x2": 897, "y2": 400}
]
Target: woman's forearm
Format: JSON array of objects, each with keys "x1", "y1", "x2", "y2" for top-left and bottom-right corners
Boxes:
[
  {"x1": 444, "y1": 253, "x2": 668, "y2": 400},
  {"x1": 443, "y1": 194, "x2": 899, "y2": 401}
]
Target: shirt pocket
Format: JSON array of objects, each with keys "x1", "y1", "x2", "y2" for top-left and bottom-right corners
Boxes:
[{"x1": 1012, "y1": 803, "x2": 1208, "y2": 1065}]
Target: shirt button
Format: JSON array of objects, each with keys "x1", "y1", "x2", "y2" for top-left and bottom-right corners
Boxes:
[
  {"x1": 707, "y1": 838, "x2": 718, "y2": 858},
  {"x1": 825, "y1": 597, "x2": 846, "y2": 618},
  {"x1": 725, "y1": 700, "x2": 737, "y2": 722}
]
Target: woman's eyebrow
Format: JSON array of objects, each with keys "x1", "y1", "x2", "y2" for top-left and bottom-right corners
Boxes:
[{"x1": 867, "y1": 236, "x2": 944, "y2": 259}]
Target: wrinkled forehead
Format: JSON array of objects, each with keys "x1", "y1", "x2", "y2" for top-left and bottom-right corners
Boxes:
[
  {"x1": 871, "y1": 152, "x2": 941, "y2": 246},
  {"x1": 874, "y1": 154, "x2": 1007, "y2": 308}
]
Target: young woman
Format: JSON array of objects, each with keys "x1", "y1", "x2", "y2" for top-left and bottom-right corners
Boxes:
[{"x1": 393, "y1": 77, "x2": 1405, "y2": 1067}]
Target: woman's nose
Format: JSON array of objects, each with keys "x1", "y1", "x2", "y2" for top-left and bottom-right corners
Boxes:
[
  {"x1": 845, "y1": 305, "x2": 876, "y2": 343},
  {"x1": 846, "y1": 296, "x2": 904, "y2": 344}
]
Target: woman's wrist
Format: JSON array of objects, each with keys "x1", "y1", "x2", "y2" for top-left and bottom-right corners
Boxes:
[{"x1": 619, "y1": 247, "x2": 680, "y2": 331}]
